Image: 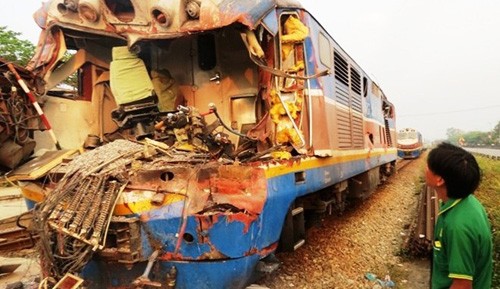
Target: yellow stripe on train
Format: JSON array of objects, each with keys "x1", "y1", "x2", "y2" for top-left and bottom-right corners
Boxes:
[{"x1": 263, "y1": 148, "x2": 396, "y2": 178}]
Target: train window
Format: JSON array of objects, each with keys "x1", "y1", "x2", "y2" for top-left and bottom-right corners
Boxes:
[
  {"x1": 384, "y1": 103, "x2": 394, "y2": 118},
  {"x1": 334, "y1": 52, "x2": 348, "y2": 86},
  {"x1": 371, "y1": 82, "x2": 382, "y2": 97},
  {"x1": 230, "y1": 94, "x2": 257, "y2": 131},
  {"x1": 350, "y1": 67, "x2": 361, "y2": 95},
  {"x1": 45, "y1": 49, "x2": 88, "y2": 100},
  {"x1": 318, "y1": 33, "x2": 332, "y2": 68},
  {"x1": 197, "y1": 34, "x2": 217, "y2": 71}
]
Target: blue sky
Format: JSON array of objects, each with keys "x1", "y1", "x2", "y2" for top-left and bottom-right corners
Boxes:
[{"x1": 1, "y1": 0, "x2": 499, "y2": 141}]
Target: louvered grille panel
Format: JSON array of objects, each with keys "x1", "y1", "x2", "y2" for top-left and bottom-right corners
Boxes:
[
  {"x1": 336, "y1": 84, "x2": 349, "y2": 106},
  {"x1": 339, "y1": 136, "x2": 352, "y2": 148},
  {"x1": 334, "y1": 52, "x2": 348, "y2": 86},
  {"x1": 337, "y1": 109, "x2": 352, "y2": 147},
  {"x1": 350, "y1": 68, "x2": 361, "y2": 95},
  {"x1": 352, "y1": 114, "x2": 363, "y2": 122},
  {"x1": 335, "y1": 60, "x2": 366, "y2": 149},
  {"x1": 353, "y1": 136, "x2": 364, "y2": 147},
  {"x1": 352, "y1": 94, "x2": 362, "y2": 113},
  {"x1": 352, "y1": 114, "x2": 364, "y2": 148}
]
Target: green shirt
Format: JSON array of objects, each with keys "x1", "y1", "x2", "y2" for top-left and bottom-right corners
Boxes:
[{"x1": 432, "y1": 195, "x2": 493, "y2": 289}]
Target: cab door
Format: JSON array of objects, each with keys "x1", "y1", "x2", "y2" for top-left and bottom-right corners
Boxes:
[
  {"x1": 193, "y1": 29, "x2": 260, "y2": 146},
  {"x1": 192, "y1": 33, "x2": 223, "y2": 125}
]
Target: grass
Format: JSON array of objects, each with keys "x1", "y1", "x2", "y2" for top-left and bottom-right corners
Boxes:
[{"x1": 475, "y1": 156, "x2": 500, "y2": 288}]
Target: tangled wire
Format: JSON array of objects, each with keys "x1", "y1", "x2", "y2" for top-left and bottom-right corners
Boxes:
[{"x1": 32, "y1": 140, "x2": 144, "y2": 280}]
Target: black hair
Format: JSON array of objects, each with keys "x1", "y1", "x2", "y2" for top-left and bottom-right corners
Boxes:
[{"x1": 427, "y1": 142, "x2": 481, "y2": 199}]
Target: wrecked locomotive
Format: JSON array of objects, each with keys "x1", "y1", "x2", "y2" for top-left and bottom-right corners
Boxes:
[{"x1": 7, "y1": 0, "x2": 397, "y2": 288}]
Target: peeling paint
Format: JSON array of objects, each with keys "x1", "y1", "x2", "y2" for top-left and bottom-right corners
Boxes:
[{"x1": 4, "y1": 1, "x2": 399, "y2": 288}]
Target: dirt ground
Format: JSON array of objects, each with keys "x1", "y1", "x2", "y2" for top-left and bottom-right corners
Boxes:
[
  {"x1": 255, "y1": 157, "x2": 431, "y2": 289},
  {"x1": 0, "y1": 253, "x2": 40, "y2": 288},
  {"x1": 0, "y1": 187, "x2": 40, "y2": 289}
]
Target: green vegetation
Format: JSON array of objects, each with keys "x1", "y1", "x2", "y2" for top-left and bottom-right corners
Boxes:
[
  {"x1": 446, "y1": 121, "x2": 500, "y2": 147},
  {"x1": 475, "y1": 156, "x2": 500, "y2": 288},
  {"x1": 0, "y1": 26, "x2": 78, "y2": 88},
  {"x1": 0, "y1": 26, "x2": 35, "y2": 66}
]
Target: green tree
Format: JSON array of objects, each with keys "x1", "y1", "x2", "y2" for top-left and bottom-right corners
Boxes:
[
  {"x1": 0, "y1": 27, "x2": 78, "y2": 89},
  {"x1": 463, "y1": 131, "x2": 489, "y2": 146},
  {"x1": 446, "y1": 127, "x2": 464, "y2": 145},
  {"x1": 0, "y1": 26, "x2": 35, "y2": 67},
  {"x1": 446, "y1": 123, "x2": 500, "y2": 147},
  {"x1": 492, "y1": 121, "x2": 500, "y2": 144}
]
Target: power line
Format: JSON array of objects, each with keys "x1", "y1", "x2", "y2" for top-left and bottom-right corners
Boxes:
[{"x1": 398, "y1": 104, "x2": 500, "y2": 117}]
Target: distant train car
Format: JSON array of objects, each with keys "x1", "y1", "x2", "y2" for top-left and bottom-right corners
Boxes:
[
  {"x1": 397, "y1": 128, "x2": 423, "y2": 159},
  {"x1": 6, "y1": 0, "x2": 398, "y2": 288}
]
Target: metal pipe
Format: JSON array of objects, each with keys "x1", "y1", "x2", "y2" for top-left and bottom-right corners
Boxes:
[
  {"x1": 7, "y1": 63, "x2": 62, "y2": 150},
  {"x1": 142, "y1": 250, "x2": 159, "y2": 279}
]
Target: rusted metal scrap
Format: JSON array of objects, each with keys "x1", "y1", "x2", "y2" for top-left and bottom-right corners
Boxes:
[
  {"x1": 0, "y1": 57, "x2": 44, "y2": 169},
  {"x1": 0, "y1": 211, "x2": 37, "y2": 252}
]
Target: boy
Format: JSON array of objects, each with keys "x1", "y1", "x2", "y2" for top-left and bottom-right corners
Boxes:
[{"x1": 426, "y1": 142, "x2": 493, "y2": 289}]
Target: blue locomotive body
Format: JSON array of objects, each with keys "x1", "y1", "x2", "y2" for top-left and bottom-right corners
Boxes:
[{"x1": 10, "y1": 0, "x2": 398, "y2": 288}]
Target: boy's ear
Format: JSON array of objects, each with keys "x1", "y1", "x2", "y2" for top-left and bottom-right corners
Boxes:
[{"x1": 436, "y1": 176, "x2": 445, "y2": 187}]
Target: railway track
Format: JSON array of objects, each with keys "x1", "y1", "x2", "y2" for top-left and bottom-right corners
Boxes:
[
  {"x1": 404, "y1": 184, "x2": 438, "y2": 257},
  {"x1": 396, "y1": 158, "x2": 413, "y2": 172},
  {"x1": 396, "y1": 157, "x2": 438, "y2": 257},
  {"x1": 0, "y1": 211, "x2": 37, "y2": 252}
]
